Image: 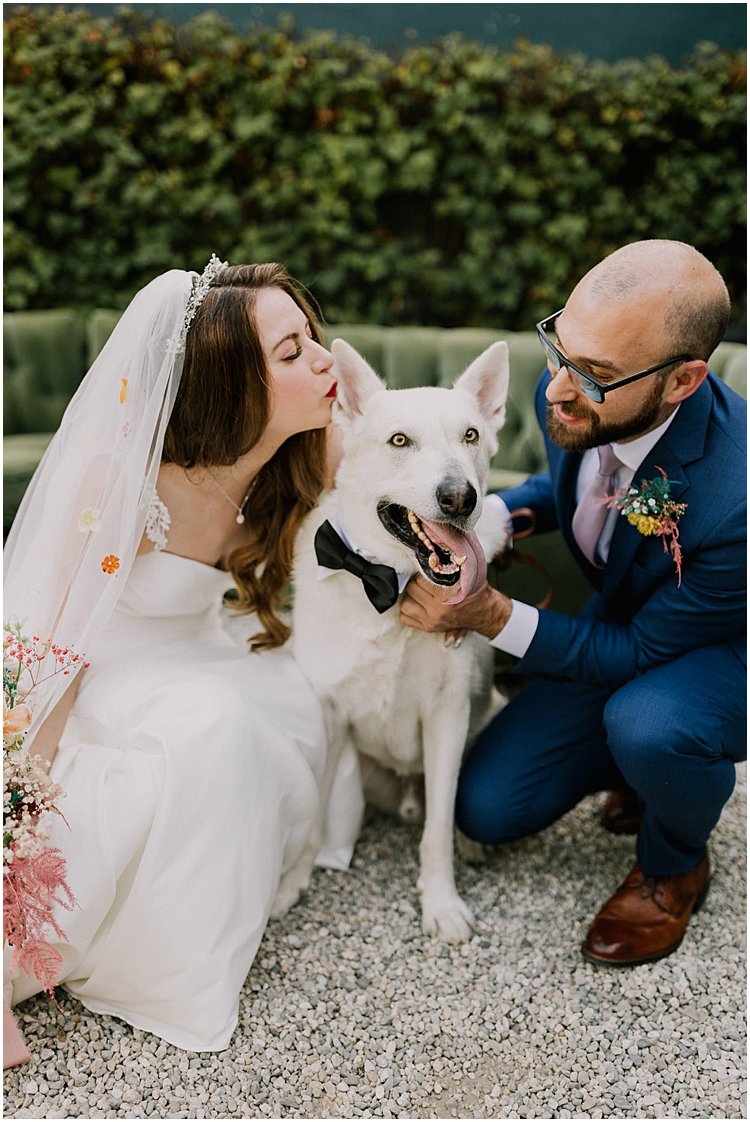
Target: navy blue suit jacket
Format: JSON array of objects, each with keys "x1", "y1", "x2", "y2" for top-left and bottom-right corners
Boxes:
[{"x1": 499, "y1": 371, "x2": 747, "y2": 690}]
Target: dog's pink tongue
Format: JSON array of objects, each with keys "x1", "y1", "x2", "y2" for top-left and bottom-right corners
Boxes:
[{"x1": 420, "y1": 519, "x2": 487, "y2": 604}]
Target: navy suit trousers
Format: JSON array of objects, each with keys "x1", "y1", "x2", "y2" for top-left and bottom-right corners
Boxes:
[{"x1": 455, "y1": 644, "x2": 746, "y2": 874}]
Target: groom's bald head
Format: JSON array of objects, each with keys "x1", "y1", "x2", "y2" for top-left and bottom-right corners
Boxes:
[{"x1": 575, "y1": 240, "x2": 730, "y2": 361}]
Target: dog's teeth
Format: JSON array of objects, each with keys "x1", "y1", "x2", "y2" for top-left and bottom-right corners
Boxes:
[
  {"x1": 429, "y1": 553, "x2": 460, "y2": 575},
  {"x1": 409, "y1": 511, "x2": 464, "y2": 575},
  {"x1": 409, "y1": 512, "x2": 433, "y2": 549}
]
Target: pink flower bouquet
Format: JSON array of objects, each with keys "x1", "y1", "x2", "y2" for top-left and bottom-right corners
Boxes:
[{"x1": 3, "y1": 624, "x2": 82, "y2": 1055}]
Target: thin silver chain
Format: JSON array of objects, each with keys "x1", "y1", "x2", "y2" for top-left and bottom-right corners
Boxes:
[{"x1": 209, "y1": 472, "x2": 257, "y2": 525}]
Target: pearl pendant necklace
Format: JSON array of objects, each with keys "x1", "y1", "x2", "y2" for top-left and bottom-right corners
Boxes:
[{"x1": 210, "y1": 473, "x2": 256, "y2": 525}]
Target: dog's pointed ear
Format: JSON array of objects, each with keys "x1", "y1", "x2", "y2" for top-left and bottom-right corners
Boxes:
[
  {"x1": 453, "y1": 341, "x2": 510, "y2": 429},
  {"x1": 331, "y1": 339, "x2": 386, "y2": 420}
]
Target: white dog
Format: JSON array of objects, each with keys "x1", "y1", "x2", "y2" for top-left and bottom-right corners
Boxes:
[{"x1": 282, "y1": 338, "x2": 510, "y2": 943}]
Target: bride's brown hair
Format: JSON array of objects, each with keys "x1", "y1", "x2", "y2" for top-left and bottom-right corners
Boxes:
[{"x1": 162, "y1": 262, "x2": 328, "y2": 651}]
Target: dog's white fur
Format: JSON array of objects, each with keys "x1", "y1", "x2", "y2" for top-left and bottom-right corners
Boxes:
[{"x1": 278, "y1": 339, "x2": 510, "y2": 942}]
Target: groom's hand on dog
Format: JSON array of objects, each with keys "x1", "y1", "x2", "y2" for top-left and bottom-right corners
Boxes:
[{"x1": 400, "y1": 575, "x2": 513, "y2": 640}]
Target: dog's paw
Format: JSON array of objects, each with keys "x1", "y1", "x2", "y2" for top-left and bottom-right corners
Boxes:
[
  {"x1": 421, "y1": 892, "x2": 476, "y2": 944},
  {"x1": 270, "y1": 859, "x2": 313, "y2": 919},
  {"x1": 456, "y1": 829, "x2": 489, "y2": 865}
]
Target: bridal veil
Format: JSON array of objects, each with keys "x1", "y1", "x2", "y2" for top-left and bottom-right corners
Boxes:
[{"x1": 4, "y1": 261, "x2": 225, "y2": 742}]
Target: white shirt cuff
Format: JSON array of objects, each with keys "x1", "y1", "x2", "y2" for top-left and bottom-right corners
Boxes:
[{"x1": 489, "y1": 598, "x2": 539, "y2": 659}]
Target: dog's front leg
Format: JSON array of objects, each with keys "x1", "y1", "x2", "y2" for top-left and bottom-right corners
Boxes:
[
  {"x1": 270, "y1": 701, "x2": 347, "y2": 918},
  {"x1": 418, "y1": 699, "x2": 475, "y2": 944}
]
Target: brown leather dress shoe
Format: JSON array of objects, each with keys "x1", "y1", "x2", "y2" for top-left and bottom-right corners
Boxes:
[
  {"x1": 600, "y1": 786, "x2": 644, "y2": 835},
  {"x1": 581, "y1": 854, "x2": 710, "y2": 966}
]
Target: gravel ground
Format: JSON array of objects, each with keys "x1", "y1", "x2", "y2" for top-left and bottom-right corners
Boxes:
[{"x1": 5, "y1": 766, "x2": 745, "y2": 1120}]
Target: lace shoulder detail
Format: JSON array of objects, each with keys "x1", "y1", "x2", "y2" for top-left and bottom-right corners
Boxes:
[{"x1": 145, "y1": 487, "x2": 171, "y2": 551}]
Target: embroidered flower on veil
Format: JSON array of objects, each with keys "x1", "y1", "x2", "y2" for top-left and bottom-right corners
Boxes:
[
  {"x1": 77, "y1": 507, "x2": 101, "y2": 534},
  {"x1": 145, "y1": 488, "x2": 171, "y2": 552}
]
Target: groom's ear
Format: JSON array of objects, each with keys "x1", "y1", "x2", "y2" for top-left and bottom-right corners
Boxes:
[
  {"x1": 662, "y1": 359, "x2": 708, "y2": 405},
  {"x1": 331, "y1": 339, "x2": 386, "y2": 422}
]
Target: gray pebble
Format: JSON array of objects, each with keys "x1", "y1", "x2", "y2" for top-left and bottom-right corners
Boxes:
[{"x1": 4, "y1": 774, "x2": 746, "y2": 1119}]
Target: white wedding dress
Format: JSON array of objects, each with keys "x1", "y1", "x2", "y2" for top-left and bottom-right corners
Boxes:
[{"x1": 8, "y1": 546, "x2": 362, "y2": 1051}]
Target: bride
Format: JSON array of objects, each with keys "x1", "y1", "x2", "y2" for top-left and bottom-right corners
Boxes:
[{"x1": 3, "y1": 257, "x2": 363, "y2": 1051}]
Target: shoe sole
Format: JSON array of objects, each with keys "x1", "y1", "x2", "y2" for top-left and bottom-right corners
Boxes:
[{"x1": 580, "y1": 877, "x2": 710, "y2": 968}]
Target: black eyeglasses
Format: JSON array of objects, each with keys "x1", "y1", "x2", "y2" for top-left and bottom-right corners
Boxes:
[{"x1": 536, "y1": 309, "x2": 692, "y2": 404}]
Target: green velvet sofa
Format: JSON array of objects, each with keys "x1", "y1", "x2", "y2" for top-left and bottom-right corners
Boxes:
[{"x1": 4, "y1": 308, "x2": 747, "y2": 620}]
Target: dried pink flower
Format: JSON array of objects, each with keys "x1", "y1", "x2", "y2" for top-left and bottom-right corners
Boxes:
[{"x1": 4, "y1": 848, "x2": 77, "y2": 995}]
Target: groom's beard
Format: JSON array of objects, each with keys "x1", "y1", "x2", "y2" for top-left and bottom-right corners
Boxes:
[{"x1": 546, "y1": 377, "x2": 668, "y2": 453}]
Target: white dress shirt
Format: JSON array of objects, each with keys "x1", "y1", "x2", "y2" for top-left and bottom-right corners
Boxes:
[{"x1": 488, "y1": 406, "x2": 682, "y2": 658}]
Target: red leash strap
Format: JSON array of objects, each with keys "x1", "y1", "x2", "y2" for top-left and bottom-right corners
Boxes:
[
  {"x1": 491, "y1": 507, "x2": 555, "y2": 611},
  {"x1": 507, "y1": 506, "x2": 537, "y2": 541}
]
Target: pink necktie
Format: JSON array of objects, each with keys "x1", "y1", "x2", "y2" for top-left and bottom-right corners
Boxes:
[{"x1": 572, "y1": 444, "x2": 622, "y2": 567}]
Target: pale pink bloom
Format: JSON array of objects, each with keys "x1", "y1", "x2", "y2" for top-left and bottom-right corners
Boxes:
[{"x1": 4, "y1": 704, "x2": 33, "y2": 740}]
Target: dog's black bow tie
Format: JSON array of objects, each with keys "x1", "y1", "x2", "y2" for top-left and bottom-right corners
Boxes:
[{"x1": 314, "y1": 519, "x2": 400, "y2": 614}]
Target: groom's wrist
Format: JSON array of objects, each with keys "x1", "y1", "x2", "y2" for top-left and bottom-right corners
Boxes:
[{"x1": 476, "y1": 587, "x2": 513, "y2": 640}]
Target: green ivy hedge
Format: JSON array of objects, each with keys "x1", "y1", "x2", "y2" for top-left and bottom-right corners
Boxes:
[{"x1": 4, "y1": 6, "x2": 746, "y2": 329}]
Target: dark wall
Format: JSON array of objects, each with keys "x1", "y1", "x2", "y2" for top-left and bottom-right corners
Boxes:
[{"x1": 4, "y1": 3, "x2": 746, "y2": 62}]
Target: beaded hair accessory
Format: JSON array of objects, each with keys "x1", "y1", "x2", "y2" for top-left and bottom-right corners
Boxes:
[{"x1": 181, "y1": 253, "x2": 228, "y2": 339}]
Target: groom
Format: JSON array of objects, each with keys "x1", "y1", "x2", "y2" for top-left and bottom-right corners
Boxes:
[{"x1": 400, "y1": 240, "x2": 746, "y2": 966}]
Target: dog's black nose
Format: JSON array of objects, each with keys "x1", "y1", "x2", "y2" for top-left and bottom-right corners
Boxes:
[{"x1": 436, "y1": 480, "x2": 477, "y2": 517}]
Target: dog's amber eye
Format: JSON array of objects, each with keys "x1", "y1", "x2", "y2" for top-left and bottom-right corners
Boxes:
[
  {"x1": 388, "y1": 432, "x2": 410, "y2": 447},
  {"x1": 464, "y1": 427, "x2": 480, "y2": 444}
]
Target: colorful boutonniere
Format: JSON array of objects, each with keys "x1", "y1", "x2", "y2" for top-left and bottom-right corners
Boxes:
[{"x1": 606, "y1": 466, "x2": 687, "y2": 585}]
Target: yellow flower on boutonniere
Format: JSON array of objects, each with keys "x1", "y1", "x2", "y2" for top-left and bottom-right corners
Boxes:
[
  {"x1": 119, "y1": 377, "x2": 128, "y2": 404},
  {"x1": 77, "y1": 507, "x2": 101, "y2": 533},
  {"x1": 627, "y1": 513, "x2": 662, "y2": 536},
  {"x1": 606, "y1": 466, "x2": 687, "y2": 585}
]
